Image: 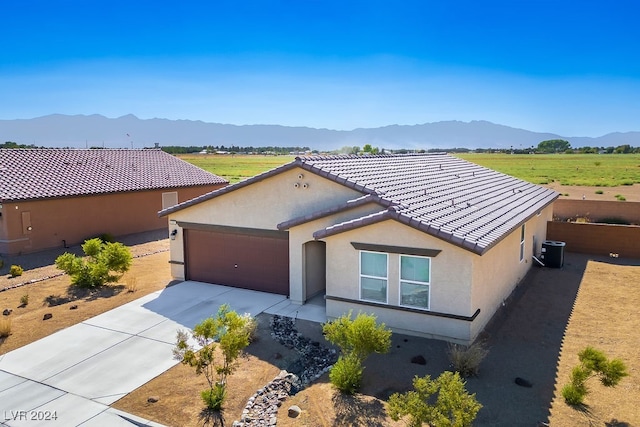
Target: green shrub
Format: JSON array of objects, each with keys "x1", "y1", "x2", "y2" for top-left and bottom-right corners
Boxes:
[
  {"x1": 9, "y1": 265, "x2": 23, "y2": 277},
  {"x1": 388, "y1": 371, "x2": 482, "y2": 427},
  {"x1": 201, "y1": 383, "x2": 226, "y2": 410},
  {"x1": 329, "y1": 353, "x2": 363, "y2": 395},
  {"x1": 615, "y1": 194, "x2": 626, "y2": 201},
  {"x1": 562, "y1": 347, "x2": 628, "y2": 406},
  {"x1": 323, "y1": 311, "x2": 392, "y2": 394},
  {"x1": 97, "y1": 233, "x2": 116, "y2": 243},
  {"x1": 55, "y1": 238, "x2": 132, "y2": 288},
  {"x1": 595, "y1": 190, "x2": 603, "y2": 194},
  {"x1": 447, "y1": 341, "x2": 489, "y2": 377},
  {"x1": 19, "y1": 293, "x2": 29, "y2": 307},
  {"x1": 174, "y1": 304, "x2": 253, "y2": 411}
]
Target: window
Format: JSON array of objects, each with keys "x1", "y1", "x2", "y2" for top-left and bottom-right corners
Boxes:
[
  {"x1": 519, "y1": 224, "x2": 525, "y2": 262},
  {"x1": 360, "y1": 251, "x2": 388, "y2": 303},
  {"x1": 400, "y1": 255, "x2": 430, "y2": 310}
]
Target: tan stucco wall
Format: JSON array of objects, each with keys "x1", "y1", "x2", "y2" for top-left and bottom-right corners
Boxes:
[
  {"x1": 322, "y1": 220, "x2": 476, "y2": 343},
  {"x1": 167, "y1": 167, "x2": 365, "y2": 280},
  {"x1": 469, "y1": 204, "x2": 554, "y2": 339},
  {"x1": 0, "y1": 185, "x2": 222, "y2": 255}
]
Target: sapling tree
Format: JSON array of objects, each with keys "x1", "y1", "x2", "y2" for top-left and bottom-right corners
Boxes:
[
  {"x1": 173, "y1": 304, "x2": 254, "y2": 410},
  {"x1": 562, "y1": 346, "x2": 628, "y2": 405},
  {"x1": 388, "y1": 371, "x2": 482, "y2": 427},
  {"x1": 323, "y1": 311, "x2": 391, "y2": 394},
  {"x1": 55, "y1": 238, "x2": 132, "y2": 288}
]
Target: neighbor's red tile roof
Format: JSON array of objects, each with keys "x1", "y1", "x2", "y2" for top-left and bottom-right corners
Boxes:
[
  {"x1": 0, "y1": 149, "x2": 227, "y2": 202},
  {"x1": 160, "y1": 153, "x2": 558, "y2": 254}
]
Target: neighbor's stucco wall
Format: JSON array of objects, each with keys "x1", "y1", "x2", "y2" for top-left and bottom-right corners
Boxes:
[
  {"x1": 469, "y1": 203, "x2": 554, "y2": 339},
  {"x1": 167, "y1": 167, "x2": 364, "y2": 280},
  {"x1": 323, "y1": 219, "x2": 476, "y2": 343},
  {"x1": 0, "y1": 185, "x2": 222, "y2": 256}
]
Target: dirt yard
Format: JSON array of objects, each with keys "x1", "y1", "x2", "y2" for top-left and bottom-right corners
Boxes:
[
  {"x1": 544, "y1": 183, "x2": 640, "y2": 202},
  {"x1": 2, "y1": 231, "x2": 639, "y2": 427}
]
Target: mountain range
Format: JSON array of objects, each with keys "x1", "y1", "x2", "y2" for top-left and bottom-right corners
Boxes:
[{"x1": 1, "y1": 114, "x2": 638, "y2": 151}]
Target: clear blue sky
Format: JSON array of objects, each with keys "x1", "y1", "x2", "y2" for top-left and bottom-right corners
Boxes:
[{"x1": 2, "y1": 0, "x2": 639, "y2": 136}]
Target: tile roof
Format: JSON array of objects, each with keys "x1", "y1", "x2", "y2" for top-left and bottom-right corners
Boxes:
[
  {"x1": 0, "y1": 149, "x2": 227, "y2": 202},
  {"x1": 161, "y1": 153, "x2": 558, "y2": 255}
]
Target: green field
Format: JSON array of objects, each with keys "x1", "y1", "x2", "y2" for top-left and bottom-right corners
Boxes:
[
  {"x1": 178, "y1": 154, "x2": 295, "y2": 183},
  {"x1": 456, "y1": 153, "x2": 640, "y2": 186},
  {"x1": 179, "y1": 153, "x2": 640, "y2": 187}
]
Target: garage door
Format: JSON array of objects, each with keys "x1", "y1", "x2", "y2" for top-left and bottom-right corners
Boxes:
[{"x1": 184, "y1": 227, "x2": 289, "y2": 295}]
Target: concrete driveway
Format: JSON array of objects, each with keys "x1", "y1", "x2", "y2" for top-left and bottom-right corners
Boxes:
[{"x1": 0, "y1": 281, "x2": 326, "y2": 426}]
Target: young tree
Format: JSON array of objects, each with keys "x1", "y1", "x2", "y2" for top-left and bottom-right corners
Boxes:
[
  {"x1": 173, "y1": 304, "x2": 254, "y2": 410},
  {"x1": 562, "y1": 346, "x2": 628, "y2": 405},
  {"x1": 323, "y1": 311, "x2": 391, "y2": 394},
  {"x1": 55, "y1": 238, "x2": 132, "y2": 288},
  {"x1": 388, "y1": 371, "x2": 482, "y2": 427}
]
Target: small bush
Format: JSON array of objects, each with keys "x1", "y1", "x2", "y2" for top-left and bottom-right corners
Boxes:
[
  {"x1": 0, "y1": 318, "x2": 11, "y2": 338},
  {"x1": 615, "y1": 194, "x2": 626, "y2": 201},
  {"x1": 595, "y1": 190, "x2": 603, "y2": 194},
  {"x1": 19, "y1": 293, "x2": 29, "y2": 307},
  {"x1": 10, "y1": 265, "x2": 23, "y2": 277},
  {"x1": 241, "y1": 313, "x2": 258, "y2": 342},
  {"x1": 448, "y1": 341, "x2": 489, "y2": 377},
  {"x1": 97, "y1": 233, "x2": 116, "y2": 243},
  {"x1": 125, "y1": 276, "x2": 138, "y2": 293},
  {"x1": 201, "y1": 383, "x2": 226, "y2": 410},
  {"x1": 562, "y1": 382, "x2": 586, "y2": 405},
  {"x1": 329, "y1": 353, "x2": 363, "y2": 395},
  {"x1": 594, "y1": 161, "x2": 601, "y2": 166}
]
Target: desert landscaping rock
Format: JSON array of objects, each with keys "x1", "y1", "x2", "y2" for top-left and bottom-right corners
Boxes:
[
  {"x1": 233, "y1": 316, "x2": 337, "y2": 426},
  {"x1": 411, "y1": 354, "x2": 427, "y2": 365},
  {"x1": 287, "y1": 405, "x2": 301, "y2": 418},
  {"x1": 147, "y1": 396, "x2": 159, "y2": 403},
  {"x1": 2, "y1": 308, "x2": 11, "y2": 316},
  {"x1": 70, "y1": 304, "x2": 78, "y2": 310},
  {"x1": 42, "y1": 313, "x2": 52, "y2": 320}
]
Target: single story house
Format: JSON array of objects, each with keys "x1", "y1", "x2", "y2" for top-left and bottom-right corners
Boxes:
[
  {"x1": 160, "y1": 153, "x2": 558, "y2": 344},
  {"x1": 0, "y1": 149, "x2": 227, "y2": 255}
]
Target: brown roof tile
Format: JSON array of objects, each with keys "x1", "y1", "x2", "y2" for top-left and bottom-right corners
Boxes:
[
  {"x1": 0, "y1": 149, "x2": 227, "y2": 202},
  {"x1": 160, "y1": 153, "x2": 558, "y2": 254}
]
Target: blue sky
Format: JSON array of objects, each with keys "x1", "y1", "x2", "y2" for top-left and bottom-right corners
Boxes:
[{"x1": 2, "y1": 0, "x2": 639, "y2": 136}]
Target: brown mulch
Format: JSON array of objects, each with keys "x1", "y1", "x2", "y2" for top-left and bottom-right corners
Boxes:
[{"x1": 544, "y1": 183, "x2": 640, "y2": 202}]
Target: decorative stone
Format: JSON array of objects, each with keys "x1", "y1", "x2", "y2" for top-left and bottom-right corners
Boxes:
[
  {"x1": 411, "y1": 355, "x2": 427, "y2": 365},
  {"x1": 43, "y1": 313, "x2": 53, "y2": 320},
  {"x1": 147, "y1": 396, "x2": 159, "y2": 403},
  {"x1": 70, "y1": 305, "x2": 78, "y2": 310},
  {"x1": 288, "y1": 405, "x2": 301, "y2": 418},
  {"x1": 2, "y1": 308, "x2": 12, "y2": 316}
]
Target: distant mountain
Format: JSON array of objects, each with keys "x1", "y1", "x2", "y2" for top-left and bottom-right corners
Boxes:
[{"x1": 1, "y1": 114, "x2": 638, "y2": 150}]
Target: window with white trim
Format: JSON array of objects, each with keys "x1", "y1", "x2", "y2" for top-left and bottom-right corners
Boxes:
[
  {"x1": 399, "y1": 255, "x2": 431, "y2": 310},
  {"x1": 359, "y1": 251, "x2": 388, "y2": 303},
  {"x1": 519, "y1": 224, "x2": 525, "y2": 262}
]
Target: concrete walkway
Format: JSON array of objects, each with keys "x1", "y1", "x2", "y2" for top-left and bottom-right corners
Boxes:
[{"x1": 0, "y1": 281, "x2": 326, "y2": 426}]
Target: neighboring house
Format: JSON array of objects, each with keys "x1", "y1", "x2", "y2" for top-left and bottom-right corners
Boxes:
[
  {"x1": 0, "y1": 149, "x2": 227, "y2": 255},
  {"x1": 160, "y1": 153, "x2": 558, "y2": 344}
]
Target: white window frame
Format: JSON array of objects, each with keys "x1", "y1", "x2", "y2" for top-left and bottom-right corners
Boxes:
[
  {"x1": 399, "y1": 255, "x2": 431, "y2": 311},
  {"x1": 359, "y1": 251, "x2": 388, "y2": 304},
  {"x1": 519, "y1": 224, "x2": 526, "y2": 262}
]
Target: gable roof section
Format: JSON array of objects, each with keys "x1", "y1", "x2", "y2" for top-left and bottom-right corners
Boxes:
[
  {"x1": 0, "y1": 149, "x2": 227, "y2": 202},
  {"x1": 160, "y1": 153, "x2": 558, "y2": 255}
]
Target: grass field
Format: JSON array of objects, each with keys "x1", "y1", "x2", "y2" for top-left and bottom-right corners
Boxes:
[
  {"x1": 178, "y1": 154, "x2": 295, "y2": 183},
  {"x1": 178, "y1": 153, "x2": 640, "y2": 187},
  {"x1": 456, "y1": 153, "x2": 640, "y2": 186}
]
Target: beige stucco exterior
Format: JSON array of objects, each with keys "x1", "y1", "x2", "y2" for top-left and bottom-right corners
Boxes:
[
  {"x1": 0, "y1": 185, "x2": 223, "y2": 255},
  {"x1": 166, "y1": 166, "x2": 555, "y2": 345}
]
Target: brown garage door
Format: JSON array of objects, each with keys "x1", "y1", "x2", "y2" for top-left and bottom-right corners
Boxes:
[{"x1": 184, "y1": 227, "x2": 289, "y2": 295}]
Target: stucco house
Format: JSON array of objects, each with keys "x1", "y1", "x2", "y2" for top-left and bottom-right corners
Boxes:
[
  {"x1": 160, "y1": 153, "x2": 558, "y2": 344},
  {"x1": 0, "y1": 149, "x2": 227, "y2": 255}
]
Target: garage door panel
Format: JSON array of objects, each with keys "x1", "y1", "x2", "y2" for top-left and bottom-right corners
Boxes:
[{"x1": 185, "y1": 229, "x2": 289, "y2": 295}]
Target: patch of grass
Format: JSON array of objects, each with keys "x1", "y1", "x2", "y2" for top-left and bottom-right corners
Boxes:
[
  {"x1": 595, "y1": 190, "x2": 603, "y2": 194},
  {"x1": 0, "y1": 318, "x2": 11, "y2": 338},
  {"x1": 615, "y1": 194, "x2": 626, "y2": 201},
  {"x1": 456, "y1": 153, "x2": 640, "y2": 186},
  {"x1": 178, "y1": 154, "x2": 295, "y2": 184}
]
